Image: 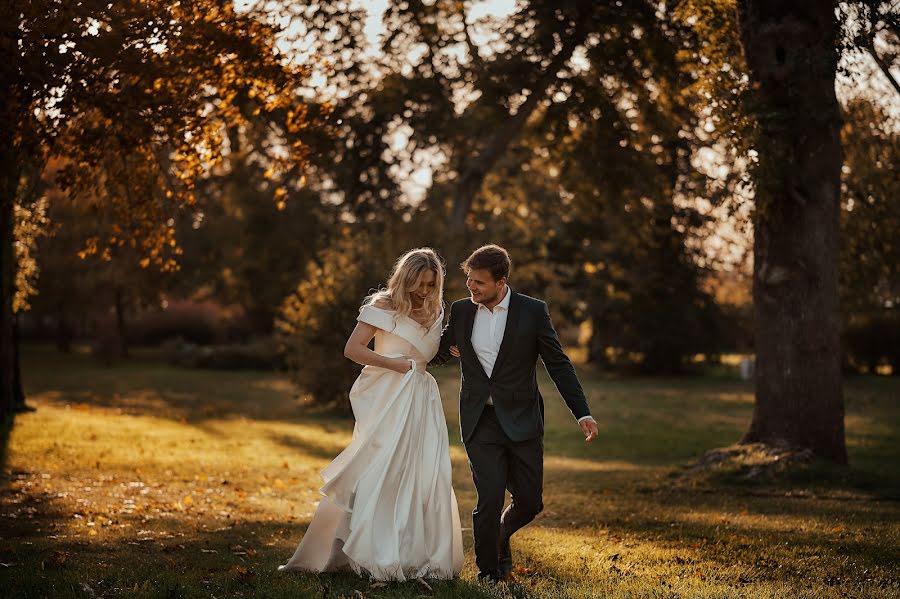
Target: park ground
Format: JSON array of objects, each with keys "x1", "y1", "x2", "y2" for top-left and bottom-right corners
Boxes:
[{"x1": 1, "y1": 346, "x2": 899, "y2": 598}]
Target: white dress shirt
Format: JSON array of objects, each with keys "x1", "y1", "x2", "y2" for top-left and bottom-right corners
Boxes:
[
  {"x1": 471, "y1": 285, "x2": 512, "y2": 393},
  {"x1": 471, "y1": 287, "x2": 595, "y2": 424}
]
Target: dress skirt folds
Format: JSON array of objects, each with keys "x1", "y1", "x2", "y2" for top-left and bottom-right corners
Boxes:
[{"x1": 278, "y1": 305, "x2": 463, "y2": 581}]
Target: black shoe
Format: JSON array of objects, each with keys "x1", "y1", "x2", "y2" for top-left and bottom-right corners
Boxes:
[
  {"x1": 478, "y1": 570, "x2": 502, "y2": 584},
  {"x1": 498, "y1": 535, "x2": 513, "y2": 577}
]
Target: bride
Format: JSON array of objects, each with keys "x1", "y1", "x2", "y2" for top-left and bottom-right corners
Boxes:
[{"x1": 278, "y1": 248, "x2": 463, "y2": 581}]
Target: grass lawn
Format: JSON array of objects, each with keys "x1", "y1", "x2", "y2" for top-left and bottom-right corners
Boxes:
[{"x1": 2, "y1": 345, "x2": 899, "y2": 598}]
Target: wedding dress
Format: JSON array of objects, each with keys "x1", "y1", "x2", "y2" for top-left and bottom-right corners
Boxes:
[{"x1": 278, "y1": 304, "x2": 463, "y2": 580}]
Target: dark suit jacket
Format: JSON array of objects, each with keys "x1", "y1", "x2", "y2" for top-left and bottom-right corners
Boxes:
[{"x1": 431, "y1": 290, "x2": 591, "y2": 443}]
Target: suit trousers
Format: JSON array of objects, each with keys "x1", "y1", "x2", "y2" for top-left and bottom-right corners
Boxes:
[{"x1": 464, "y1": 405, "x2": 544, "y2": 576}]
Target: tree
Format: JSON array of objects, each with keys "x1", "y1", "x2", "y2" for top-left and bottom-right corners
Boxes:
[
  {"x1": 839, "y1": 98, "x2": 900, "y2": 373},
  {"x1": 174, "y1": 124, "x2": 329, "y2": 335},
  {"x1": 839, "y1": 1, "x2": 900, "y2": 99},
  {"x1": 736, "y1": 1, "x2": 847, "y2": 462},
  {"x1": 30, "y1": 181, "x2": 171, "y2": 360},
  {"x1": 274, "y1": 1, "x2": 731, "y2": 370},
  {"x1": 0, "y1": 1, "x2": 318, "y2": 419}
]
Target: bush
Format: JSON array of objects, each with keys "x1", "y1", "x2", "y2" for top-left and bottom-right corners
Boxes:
[
  {"x1": 276, "y1": 231, "x2": 398, "y2": 409},
  {"x1": 163, "y1": 337, "x2": 284, "y2": 370},
  {"x1": 844, "y1": 309, "x2": 900, "y2": 374},
  {"x1": 127, "y1": 300, "x2": 251, "y2": 346}
]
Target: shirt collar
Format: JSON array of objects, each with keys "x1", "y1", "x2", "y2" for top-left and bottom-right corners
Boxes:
[{"x1": 478, "y1": 285, "x2": 511, "y2": 313}]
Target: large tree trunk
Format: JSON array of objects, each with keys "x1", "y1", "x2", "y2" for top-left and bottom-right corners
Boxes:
[
  {"x1": 0, "y1": 0, "x2": 19, "y2": 420},
  {"x1": 0, "y1": 190, "x2": 14, "y2": 421},
  {"x1": 737, "y1": 1, "x2": 847, "y2": 463}
]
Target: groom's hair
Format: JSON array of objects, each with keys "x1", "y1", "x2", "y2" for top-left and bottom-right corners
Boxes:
[{"x1": 462, "y1": 244, "x2": 511, "y2": 282}]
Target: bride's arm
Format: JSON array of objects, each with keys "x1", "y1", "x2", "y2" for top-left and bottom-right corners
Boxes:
[{"x1": 344, "y1": 322, "x2": 412, "y2": 374}]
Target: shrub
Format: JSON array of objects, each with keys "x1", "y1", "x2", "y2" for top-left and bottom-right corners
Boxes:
[
  {"x1": 127, "y1": 300, "x2": 251, "y2": 346},
  {"x1": 276, "y1": 231, "x2": 397, "y2": 409},
  {"x1": 844, "y1": 309, "x2": 900, "y2": 374},
  {"x1": 163, "y1": 337, "x2": 284, "y2": 370}
]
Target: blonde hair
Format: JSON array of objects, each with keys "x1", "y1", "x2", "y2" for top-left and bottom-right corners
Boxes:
[{"x1": 367, "y1": 248, "x2": 445, "y2": 327}]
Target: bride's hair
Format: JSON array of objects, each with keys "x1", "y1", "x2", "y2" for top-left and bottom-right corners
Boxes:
[{"x1": 366, "y1": 248, "x2": 445, "y2": 326}]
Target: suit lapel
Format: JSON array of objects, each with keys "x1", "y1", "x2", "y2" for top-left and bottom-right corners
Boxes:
[
  {"x1": 490, "y1": 290, "x2": 520, "y2": 378},
  {"x1": 462, "y1": 301, "x2": 489, "y2": 379}
]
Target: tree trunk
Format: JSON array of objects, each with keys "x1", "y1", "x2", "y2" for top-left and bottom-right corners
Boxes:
[
  {"x1": 56, "y1": 301, "x2": 72, "y2": 353},
  {"x1": 114, "y1": 286, "x2": 128, "y2": 358},
  {"x1": 12, "y1": 312, "x2": 31, "y2": 412},
  {"x1": 0, "y1": 191, "x2": 14, "y2": 421},
  {"x1": 0, "y1": 0, "x2": 19, "y2": 420},
  {"x1": 448, "y1": 31, "x2": 585, "y2": 237},
  {"x1": 737, "y1": 0, "x2": 847, "y2": 463}
]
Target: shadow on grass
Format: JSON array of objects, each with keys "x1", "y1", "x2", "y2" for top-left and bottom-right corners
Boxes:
[
  {"x1": 593, "y1": 475, "x2": 900, "y2": 574},
  {"x1": 697, "y1": 458, "x2": 900, "y2": 500},
  {"x1": 22, "y1": 344, "x2": 322, "y2": 425},
  {"x1": 266, "y1": 432, "x2": 349, "y2": 462},
  {"x1": 1, "y1": 511, "x2": 506, "y2": 599}
]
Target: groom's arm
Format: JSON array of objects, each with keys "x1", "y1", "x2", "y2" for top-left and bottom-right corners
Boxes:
[
  {"x1": 429, "y1": 302, "x2": 457, "y2": 367},
  {"x1": 536, "y1": 301, "x2": 593, "y2": 422}
]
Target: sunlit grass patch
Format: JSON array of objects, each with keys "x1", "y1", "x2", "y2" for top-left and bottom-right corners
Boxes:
[{"x1": 1, "y1": 345, "x2": 899, "y2": 598}]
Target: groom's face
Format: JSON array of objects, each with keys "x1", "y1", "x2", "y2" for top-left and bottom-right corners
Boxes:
[{"x1": 466, "y1": 268, "x2": 506, "y2": 306}]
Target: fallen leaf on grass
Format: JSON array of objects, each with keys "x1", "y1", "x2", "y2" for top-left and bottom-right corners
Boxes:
[{"x1": 230, "y1": 564, "x2": 257, "y2": 582}]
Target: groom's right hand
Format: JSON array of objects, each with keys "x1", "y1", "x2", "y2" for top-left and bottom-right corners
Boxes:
[
  {"x1": 449, "y1": 345, "x2": 460, "y2": 358},
  {"x1": 580, "y1": 418, "x2": 599, "y2": 443}
]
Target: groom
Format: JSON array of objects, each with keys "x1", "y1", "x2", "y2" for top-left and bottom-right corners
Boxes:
[{"x1": 431, "y1": 244, "x2": 598, "y2": 581}]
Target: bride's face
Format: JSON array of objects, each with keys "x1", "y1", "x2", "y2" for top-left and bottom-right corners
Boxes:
[{"x1": 409, "y1": 269, "x2": 437, "y2": 307}]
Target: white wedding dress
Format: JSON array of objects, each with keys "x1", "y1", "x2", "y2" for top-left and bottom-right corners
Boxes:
[{"x1": 278, "y1": 304, "x2": 463, "y2": 581}]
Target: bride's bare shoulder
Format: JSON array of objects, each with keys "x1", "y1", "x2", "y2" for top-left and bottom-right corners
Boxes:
[{"x1": 371, "y1": 298, "x2": 394, "y2": 310}]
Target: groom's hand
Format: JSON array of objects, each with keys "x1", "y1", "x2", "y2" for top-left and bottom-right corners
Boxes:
[
  {"x1": 449, "y1": 345, "x2": 460, "y2": 358},
  {"x1": 580, "y1": 418, "x2": 599, "y2": 443}
]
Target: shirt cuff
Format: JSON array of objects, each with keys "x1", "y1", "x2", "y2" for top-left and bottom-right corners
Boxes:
[{"x1": 577, "y1": 415, "x2": 595, "y2": 424}]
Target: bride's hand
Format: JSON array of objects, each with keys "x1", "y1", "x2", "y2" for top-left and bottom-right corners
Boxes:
[{"x1": 391, "y1": 357, "x2": 413, "y2": 374}]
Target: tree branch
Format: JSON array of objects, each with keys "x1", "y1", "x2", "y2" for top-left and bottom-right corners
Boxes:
[
  {"x1": 449, "y1": 35, "x2": 583, "y2": 234},
  {"x1": 864, "y1": 36, "x2": 900, "y2": 98},
  {"x1": 460, "y1": 8, "x2": 488, "y2": 88}
]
